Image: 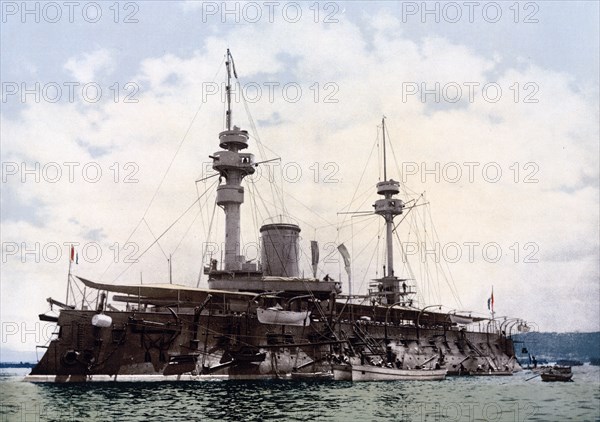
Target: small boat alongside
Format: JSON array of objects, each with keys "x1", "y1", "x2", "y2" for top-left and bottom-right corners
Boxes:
[
  {"x1": 540, "y1": 366, "x2": 573, "y2": 382},
  {"x1": 332, "y1": 364, "x2": 352, "y2": 381},
  {"x1": 350, "y1": 364, "x2": 447, "y2": 381},
  {"x1": 468, "y1": 370, "x2": 513, "y2": 376},
  {"x1": 291, "y1": 371, "x2": 333, "y2": 380}
]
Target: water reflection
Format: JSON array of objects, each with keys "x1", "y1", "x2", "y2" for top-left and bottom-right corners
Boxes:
[{"x1": 0, "y1": 366, "x2": 598, "y2": 421}]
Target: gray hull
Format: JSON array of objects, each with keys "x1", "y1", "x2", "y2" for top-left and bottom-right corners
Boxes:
[{"x1": 27, "y1": 307, "x2": 519, "y2": 382}]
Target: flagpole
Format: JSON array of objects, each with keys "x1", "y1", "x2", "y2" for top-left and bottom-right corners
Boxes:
[
  {"x1": 491, "y1": 285, "x2": 495, "y2": 321},
  {"x1": 65, "y1": 245, "x2": 73, "y2": 305}
]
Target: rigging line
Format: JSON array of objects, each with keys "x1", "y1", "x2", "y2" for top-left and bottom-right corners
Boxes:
[
  {"x1": 143, "y1": 218, "x2": 169, "y2": 260},
  {"x1": 376, "y1": 125, "x2": 381, "y2": 181},
  {"x1": 400, "y1": 182, "x2": 421, "y2": 197},
  {"x1": 352, "y1": 220, "x2": 386, "y2": 298},
  {"x1": 347, "y1": 189, "x2": 378, "y2": 216},
  {"x1": 246, "y1": 141, "x2": 282, "y2": 221},
  {"x1": 196, "y1": 172, "x2": 220, "y2": 183},
  {"x1": 338, "y1": 179, "x2": 375, "y2": 214},
  {"x1": 251, "y1": 186, "x2": 263, "y2": 235},
  {"x1": 241, "y1": 117, "x2": 280, "y2": 174},
  {"x1": 350, "y1": 218, "x2": 385, "y2": 264},
  {"x1": 112, "y1": 186, "x2": 215, "y2": 283},
  {"x1": 100, "y1": 56, "x2": 225, "y2": 281},
  {"x1": 409, "y1": 211, "x2": 427, "y2": 306},
  {"x1": 99, "y1": 219, "x2": 143, "y2": 281},
  {"x1": 336, "y1": 214, "x2": 380, "y2": 246},
  {"x1": 392, "y1": 193, "x2": 424, "y2": 232},
  {"x1": 294, "y1": 278, "x2": 339, "y2": 341},
  {"x1": 284, "y1": 190, "x2": 337, "y2": 228},
  {"x1": 336, "y1": 220, "x2": 384, "y2": 322},
  {"x1": 313, "y1": 214, "x2": 375, "y2": 231},
  {"x1": 254, "y1": 157, "x2": 282, "y2": 166},
  {"x1": 146, "y1": 56, "x2": 225, "y2": 219},
  {"x1": 196, "y1": 198, "x2": 218, "y2": 287},
  {"x1": 247, "y1": 179, "x2": 263, "y2": 232},
  {"x1": 375, "y1": 218, "x2": 381, "y2": 279},
  {"x1": 395, "y1": 230, "x2": 420, "y2": 302},
  {"x1": 351, "y1": 214, "x2": 354, "y2": 297},
  {"x1": 318, "y1": 213, "x2": 379, "y2": 234},
  {"x1": 201, "y1": 182, "x2": 215, "y2": 234},
  {"x1": 247, "y1": 133, "x2": 282, "y2": 161},
  {"x1": 194, "y1": 181, "x2": 208, "y2": 243},
  {"x1": 427, "y1": 205, "x2": 463, "y2": 308},
  {"x1": 336, "y1": 137, "x2": 378, "y2": 240},
  {"x1": 382, "y1": 122, "x2": 416, "y2": 202},
  {"x1": 334, "y1": 222, "x2": 385, "y2": 307},
  {"x1": 247, "y1": 177, "x2": 280, "y2": 227},
  {"x1": 247, "y1": 178, "x2": 318, "y2": 232},
  {"x1": 349, "y1": 213, "x2": 378, "y2": 220},
  {"x1": 384, "y1": 121, "x2": 417, "y2": 198},
  {"x1": 420, "y1": 210, "x2": 445, "y2": 306},
  {"x1": 171, "y1": 207, "x2": 203, "y2": 256},
  {"x1": 252, "y1": 181, "x2": 267, "y2": 225},
  {"x1": 179, "y1": 178, "x2": 218, "y2": 259},
  {"x1": 279, "y1": 164, "x2": 287, "y2": 220},
  {"x1": 298, "y1": 246, "x2": 328, "y2": 279},
  {"x1": 356, "y1": 242, "x2": 383, "y2": 301},
  {"x1": 238, "y1": 82, "x2": 286, "y2": 219},
  {"x1": 246, "y1": 178, "x2": 259, "y2": 241}
]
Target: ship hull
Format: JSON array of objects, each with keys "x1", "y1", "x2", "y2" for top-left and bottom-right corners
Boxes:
[{"x1": 26, "y1": 307, "x2": 519, "y2": 382}]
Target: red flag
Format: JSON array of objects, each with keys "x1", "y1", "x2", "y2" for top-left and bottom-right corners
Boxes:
[
  {"x1": 70, "y1": 245, "x2": 75, "y2": 262},
  {"x1": 487, "y1": 288, "x2": 495, "y2": 312}
]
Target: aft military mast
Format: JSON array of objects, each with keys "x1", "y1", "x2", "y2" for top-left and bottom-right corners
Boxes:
[{"x1": 370, "y1": 118, "x2": 413, "y2": 305}]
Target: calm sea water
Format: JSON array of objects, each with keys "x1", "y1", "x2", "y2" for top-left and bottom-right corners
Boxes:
[{"x1": 1, "y1": 366, "x2": 599, "y2": 421}]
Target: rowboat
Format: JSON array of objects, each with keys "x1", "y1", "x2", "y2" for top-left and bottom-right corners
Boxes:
[
  {"x1": 350, "y1": 364, "x2": 447, "y2": 381},
  {"x1": 540, "y1": 366, "x2": 573, "y2": 382}
]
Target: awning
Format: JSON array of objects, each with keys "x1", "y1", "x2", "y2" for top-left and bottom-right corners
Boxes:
[{"x1": 76, "y1": 276, "x2": 260, "y2": 303}]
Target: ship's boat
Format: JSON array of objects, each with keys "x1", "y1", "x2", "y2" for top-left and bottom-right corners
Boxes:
[
  {"x1": 290, "y1": 371, "x2": 333, "y2": 380},
  {"x1": 540, "y1": 372, "x2": 573, "y2": 382},
  {"x1": 334, "y1": 352, "x2": 447, "y2": 381},
  {"x1": 331, "y1": 364, "x2": 352, "y2": 381},
  {"x1": 349, "y1": 364, "x2": 447, "y2": 381},
  {"x1": 540, "y1": 365, "x2": 573, "y2": 382},
  {"x1": 468, "y1": 369, "x2": 513, "y2": 376},
  {"x1": 449, "y1": 314, "x2": 475, "y2": 325},
  {"x1": 25, "y1": 50, "x2": 525, "y2": 382},
  {"x1": 257, "y1": 306, "x2": 311, "y2": 326}
]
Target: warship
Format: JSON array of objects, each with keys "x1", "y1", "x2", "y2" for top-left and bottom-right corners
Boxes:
[{"x1": 25, "y1": 51, "x2": 527, "y2": 382}]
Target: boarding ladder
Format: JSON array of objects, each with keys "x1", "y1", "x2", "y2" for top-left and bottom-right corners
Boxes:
[
  {"x1": 352, "y1": 322, "x2": 386, "y2": 357},
  {"x1": 464, "y1": 336, "x2": 499, "y2": 371}
]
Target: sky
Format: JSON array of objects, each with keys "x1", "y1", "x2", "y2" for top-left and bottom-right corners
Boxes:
[{"x1": 1, "y1": 1, "x2": 599, "y2": 356}]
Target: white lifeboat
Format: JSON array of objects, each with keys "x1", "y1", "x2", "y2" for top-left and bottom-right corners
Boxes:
[{"x1": 91, "y1": 313, "x2": 112, "y2": 328}]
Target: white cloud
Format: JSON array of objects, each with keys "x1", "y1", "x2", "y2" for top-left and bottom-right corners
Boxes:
[{"x1": 63, "y1": 48, "x2": 114, "y2": 82}]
